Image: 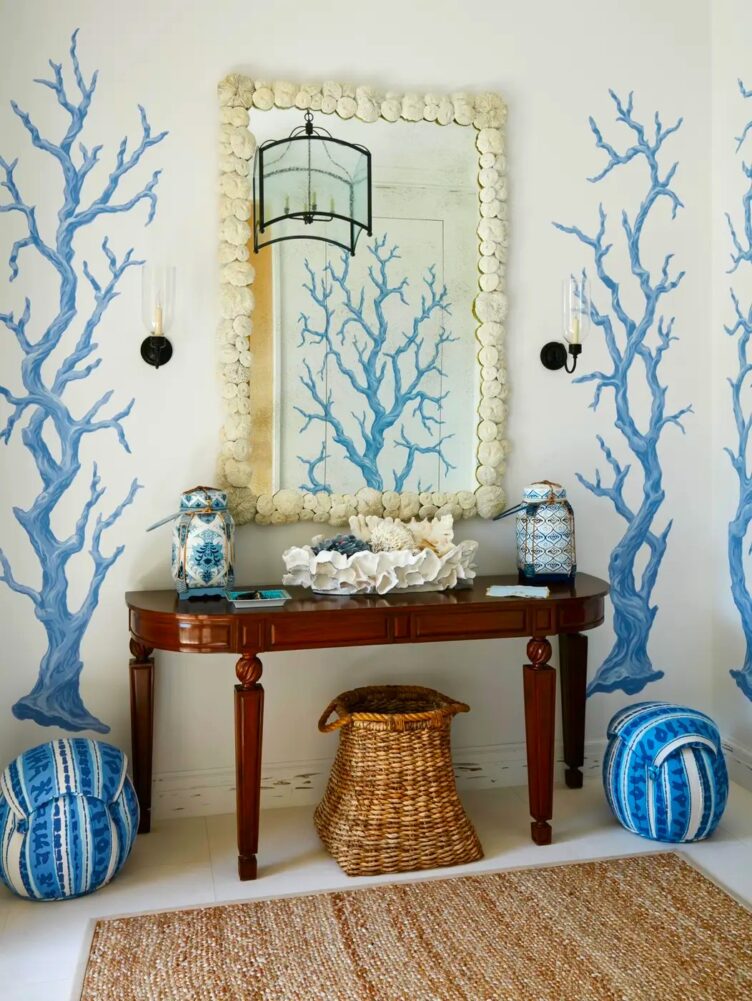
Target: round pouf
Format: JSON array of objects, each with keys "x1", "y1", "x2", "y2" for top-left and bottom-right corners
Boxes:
[
  {"x1": 0, "y1": 738, "x2": 139, "y2": 900},
  {"x1": 603, "y1": 701, "x2": 728, "y2": 843}
]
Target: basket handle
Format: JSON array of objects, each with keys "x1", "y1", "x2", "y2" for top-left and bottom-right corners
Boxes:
[
  {"x1": 318, "y1": 698, "x2": 469, "y2": 732},
  {"x1": 318, "y1": 701, "x2": 352, "y2": 733}
]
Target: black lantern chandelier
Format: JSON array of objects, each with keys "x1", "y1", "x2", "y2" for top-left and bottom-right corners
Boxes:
[{"x1": 253, "y1": 112, "x2": 372, "y2": 256}]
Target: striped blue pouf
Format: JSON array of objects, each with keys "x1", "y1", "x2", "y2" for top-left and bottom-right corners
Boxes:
[
  {"x1": 603, "y1": 702, "x2": 728, "y2": 843},
  {"x1": 0, "y1": 739, "x2": 139, "y2": 901}
]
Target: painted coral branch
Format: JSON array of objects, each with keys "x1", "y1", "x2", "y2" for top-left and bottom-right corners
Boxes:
[
  {"x1": 554, "y1": 90, "x2": 691, "y2": 696},
  {"x1": 0, "y1": 31, "x2": 167, "y2": 731},
  {"x1": 296, "y1": 235, "x2": 456, "y2": 492},
  {"x1": 725, "y1": 80, "x2": 752, "y2": 700}
]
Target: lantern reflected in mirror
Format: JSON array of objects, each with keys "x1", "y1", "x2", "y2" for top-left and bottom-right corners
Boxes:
[{"x1": 253, "y1": 112, "x2": 372, "y2": 256}]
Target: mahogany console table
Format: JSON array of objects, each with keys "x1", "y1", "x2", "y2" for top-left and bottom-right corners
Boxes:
[{"x1": 127, "y1": 573, "x2": 608, "y2": 880}]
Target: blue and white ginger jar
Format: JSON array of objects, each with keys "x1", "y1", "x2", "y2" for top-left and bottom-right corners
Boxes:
[
  {"x1": 514, "y1": 481, "x2": 576, "y2": 583},
  {"x1": 171, "y1": 486, "x2": 235, "y2": 595}
]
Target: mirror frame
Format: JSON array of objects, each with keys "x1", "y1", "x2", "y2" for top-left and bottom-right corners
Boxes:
[{"x1": 217, "y1": 74, "x2": 508, "y2": 525}]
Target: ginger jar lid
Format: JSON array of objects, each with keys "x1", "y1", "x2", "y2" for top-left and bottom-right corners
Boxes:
[
  {"x1": 179, "y1": 485, "x2": 228, "y2": 512},
  {"x1": 523, "y1": 481, "x2": 566, "y2": 503}
]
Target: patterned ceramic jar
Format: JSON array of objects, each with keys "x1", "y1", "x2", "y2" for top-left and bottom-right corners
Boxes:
[
  {"x1": 495, "y1": 481, "x2": 576, "y2": 583},
  {"x1": 171, "y1": 486, "x2": 235, "y2": 596}
]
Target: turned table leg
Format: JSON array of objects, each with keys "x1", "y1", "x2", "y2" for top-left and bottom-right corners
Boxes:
[
  {"x1": 129, "y1": 639, "x2": 155, "y2": 835},
  {"x1": 523, "y1": 637, "x2": 556, "y2": 846},
  {"x1": 235, "y1": 654, "x2": 264, "y2": 881},
  {"x1": 559, "y1": 632, "x2": 588, "y2": 789}
]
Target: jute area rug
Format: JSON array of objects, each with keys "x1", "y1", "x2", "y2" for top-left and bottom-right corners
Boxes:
[{"x1": 80, "y1": 853, "x2": 752, "y2": 1001}]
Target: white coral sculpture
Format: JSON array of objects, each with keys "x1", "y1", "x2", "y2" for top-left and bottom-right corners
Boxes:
[
  {"x1": 349, "y1": 514, "x2": 414, "y2": 551},
  {"x1": 406, "y1": 513, "x2": 455, "y2": 555},
  {"x1": 369, "y1": 521, "x2": 415, "y2": 552},
  {"x1": 282, "y1": 515, "x2": 478, "y2": 595}
]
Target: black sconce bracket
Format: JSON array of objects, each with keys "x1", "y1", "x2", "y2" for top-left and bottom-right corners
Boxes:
[
  {"x1": 540, "y1": 341, "x2": 582, "y2": 374},
  {"x1": 141, "y1": 335, "x2": 173, "y2": 369}
]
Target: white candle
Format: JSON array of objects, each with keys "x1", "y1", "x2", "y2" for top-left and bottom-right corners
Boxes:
[
  {"x1": 153, "y1": 304, "x2": 163, "y2": 337},
  {"x1": 569, "y1": 314, "x2": 580, "y2": 345}
]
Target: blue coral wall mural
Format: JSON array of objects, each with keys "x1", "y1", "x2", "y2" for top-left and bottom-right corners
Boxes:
[
  {"x1": 724, "y1": 80, "x2": 752, "y2": 701},
  {"x1": 295, "y1": 233, "x2": 456, "y2": 493},
  {"x1": 0, "y1": 31, "x2": 167, "y2": 732},
  {"x1": 554, "y1": 90, "x2": 692, "y2": 697}
]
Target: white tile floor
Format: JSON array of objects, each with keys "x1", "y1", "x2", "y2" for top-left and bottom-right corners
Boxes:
[{"x1": 1, "y1": 781, "x2": 751, "y2": 1001}]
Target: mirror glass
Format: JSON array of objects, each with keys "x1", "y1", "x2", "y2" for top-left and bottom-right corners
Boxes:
[{"x1": 248, "y1": 109, "x2": 479, "y2": 498}]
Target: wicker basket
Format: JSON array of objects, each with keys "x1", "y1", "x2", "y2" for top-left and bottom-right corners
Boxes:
[{"x1": 314, "y1": 685, "x2": 483, "y2": 876}]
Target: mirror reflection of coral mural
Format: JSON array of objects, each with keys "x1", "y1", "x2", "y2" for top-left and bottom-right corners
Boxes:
[
  {"x1": 255, "y1": 115, "x2": 481, "y2": 504},
  {"x1": 724, "y1": 79, "x2": 752, "y2": 701},
  {"x1": 0, "y1": 32, "x2": 167, "y2": 732},
  {"x1": 294, "y1": 234, "x2": 456, "y2": 494},
  {"x1": 555, "y1": 90, "x2": 692, "y2": 697}
]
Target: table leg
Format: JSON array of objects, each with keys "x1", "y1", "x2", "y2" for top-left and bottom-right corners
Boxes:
[
  {"x1": 559, "y1": 632, "x2": 588, "y2": 789},
  {"x1": 523, "y1": 637, "x2": 555, "y2": 846},
  {"x1": 235, "y1": 654, "x2": 264, "y2": 881},
  {"x1": 129, "y1": 639, "x2": 155, "y2": 835}
]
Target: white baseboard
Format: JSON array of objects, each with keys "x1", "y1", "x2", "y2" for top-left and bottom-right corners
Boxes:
[
  {"x1": 150, "y1": 736, "x2": 752, "y2": 821},
  {"x1": 151, "y1": 739, "x2": 608, "y2": 821},
  {"x1": 723, "y1": 738, "x2": 752, "y2": 792}
]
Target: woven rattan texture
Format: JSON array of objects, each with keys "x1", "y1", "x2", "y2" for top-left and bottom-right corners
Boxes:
[
  {"x1": 81, "y1": 853, "x2": 752, "y2": 1001},
  {"x1": 315, "y1": 686, "x2": 482, "y2": 875}
]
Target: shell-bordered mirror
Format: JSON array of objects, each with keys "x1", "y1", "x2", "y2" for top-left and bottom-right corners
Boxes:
[{"x1": 217, "y1": 76, "x2": 508, "y2": 526}]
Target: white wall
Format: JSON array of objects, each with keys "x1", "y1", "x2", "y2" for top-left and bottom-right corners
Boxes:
[{"x1": 0, "y1": 0, "x2": 719, "y2": 807}]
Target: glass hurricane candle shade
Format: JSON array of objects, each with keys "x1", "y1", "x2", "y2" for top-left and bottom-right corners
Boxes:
[
  {"x1": 140, "y1": 265, "x2": 175, "y2": 368},
  {"x1": 562, "y1": 274, "x2": 590, "y2": 346},
  {"x1": 142, "y1": 265, "x2": 175, "y2": 336},
  {"x1": 539, "y1": 274, "x2": 591, "y2": 373}
]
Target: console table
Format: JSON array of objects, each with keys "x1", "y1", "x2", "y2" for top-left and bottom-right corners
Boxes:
[{"x1": 127, "y1": 573, "x2": 609, "y2": 880}]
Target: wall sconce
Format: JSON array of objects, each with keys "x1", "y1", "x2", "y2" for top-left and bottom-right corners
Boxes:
[
  {"x1": 540, "y1": 274, "x2": 590, "y2": 374},
  {"x1": 140, "y1": 265, "x2": 174, "y2": 369},
  {"x1": 253, "y1": 111, "x2": 372, "y2": 256}
]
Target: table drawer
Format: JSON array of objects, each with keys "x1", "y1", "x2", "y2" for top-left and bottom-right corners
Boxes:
[
  {"x1": 413, "y1": 607, "x2": 527, "y2": 640},
  {"x1": 268, "y1": 612, "x2": 391, "y2": 650}
]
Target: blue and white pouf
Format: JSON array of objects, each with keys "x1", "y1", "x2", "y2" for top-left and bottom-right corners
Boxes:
[
  {"x1": 0, "y1": 738, "x2": 139, "y2": 900},
  {"x1": 603, "y1": 702, "x2": 728, "y2": 843}
]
